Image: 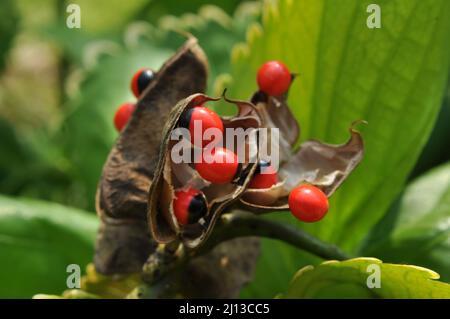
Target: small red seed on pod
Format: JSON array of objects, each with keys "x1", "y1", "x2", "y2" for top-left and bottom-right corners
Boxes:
[
  {"x1": 288, "y1": 184, "x2": 329, "y2": 223},
  {"x1": 114, "y1": 102, "x2": 136, "y2": 132},
  {"x1": 256, "y1": 60, "x2": 291, "y2": 96},
  {"x1": 130, "y1": 68, "x2": 155, "y2": 98},
  {"x1": 248, "y1": 160, "x2": 278, "y2": 189},
  {"x1": 195, "y1": 147, "x2": 239, "y2": 184},
  {"x1": 173, "y1": 188, "x2": 208, "y2": 226},
  {"x1": 179, "y1": 106, "x2": 224, "y2": 147}
]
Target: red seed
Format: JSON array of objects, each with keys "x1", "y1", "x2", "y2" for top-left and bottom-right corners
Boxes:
[
  {"x1": 248, "y1": 161, "x2": 278, "y2": 189},
  {"x1": 288, "y1": 184, "x2": 329, "y2": 222},
  {"x1": 256, "y1": 60, "x2": 291, "y2": 96},
  {"x1": 130, "y1": 68, "x2": 155, "y2": 98},
  {"x1": 114, "y1": 102, "x2": 135, "y2": 132},
  {"x1": 195, "y1": 147, "x2": 239, "y2": 184},
  {"x1": 180, "y1": 106, "x2": 224, "y2": 147},
  {"x1": 173, "y1": 188, "x2": 207, "y2": 226}
]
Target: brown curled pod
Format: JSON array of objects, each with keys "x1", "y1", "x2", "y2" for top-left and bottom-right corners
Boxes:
[
  {"x1": 241, "y1": 79, "x2": 364, "y2": 211},
  {"x1": 94, "y1": 38, "x2": 209, "y2": 274},
  {"x1": 147, "y1": 93, "x2": 262, "y2": 249},
  {"x1": 251, "y1": 82, "x2": 300, "y2": 164}
]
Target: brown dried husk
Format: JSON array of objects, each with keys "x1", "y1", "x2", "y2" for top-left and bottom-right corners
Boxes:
[
  {"x1": 147, "y1": 93, "x2": 262, "y2": 249},
  {"x1": 94, "y1": 38, "x2": 209, "y2": 274},
  {"x1": 240, "y1": 86, "x2": 364, "y2": 211}
]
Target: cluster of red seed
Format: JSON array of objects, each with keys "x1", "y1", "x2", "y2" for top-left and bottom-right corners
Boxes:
[
  {"x1": 113, "y1": 61, "x2": 329, "y2": 226},
  {"x1": 175, "y1": 105, "x2": 237, "y2": 225},
  {"x1": 113, "y1": 68, "x2": 155, "y2": 132}
]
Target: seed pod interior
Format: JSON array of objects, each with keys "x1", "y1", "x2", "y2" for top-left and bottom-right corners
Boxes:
[
  {"x1": 148, "y1": 93, "x2": 262, "y2": 249},
  {"x1": 241, "y1": 82, "x2": 364, "y2": 211}
]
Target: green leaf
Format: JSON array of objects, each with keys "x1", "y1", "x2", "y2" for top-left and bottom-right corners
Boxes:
[
  {"x1": 411, "y1": 88, "x2": 450, "y2": 178},
  {"x1": 361, "y1": 162, "x2": 450, "y2": 282},
  {"x1": 282, "y1": 258, "x2": 450, "y2": 298},
  {"x1": 0, "y1": 195, "x2": 98, "y2": 298},
  {"x1": 223, "y1": 0, "x2": 450, "y2": 251}
]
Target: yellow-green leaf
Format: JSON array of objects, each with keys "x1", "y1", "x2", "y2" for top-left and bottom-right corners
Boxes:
[{"x1": 283, "y1": 258, "x2": 450, "y2": 298}]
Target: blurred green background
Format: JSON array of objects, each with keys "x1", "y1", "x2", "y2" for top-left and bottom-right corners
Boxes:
[{"x1": 0, "y1": 0, "x2": 449, "y2": 298}]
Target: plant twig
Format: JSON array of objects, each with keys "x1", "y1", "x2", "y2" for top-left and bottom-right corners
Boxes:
[
  {"x1": 136, "y1": 210, "x2": 350, "y2": 298},
  {"x1": 201, "y1": 211, "x2": 350, "y2": 261}
]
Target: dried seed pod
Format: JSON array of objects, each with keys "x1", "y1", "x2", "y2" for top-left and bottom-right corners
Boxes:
[
  {"x1": 94, "y1": 38, "x2": 209, "y2": 274},
  {"x1": 147, "y1": 93, "x2": 262, "y2": 249},
  {"x1": 241, "y1": 81, "x2": 364, "y2": 211},
  {"x1": 93, "y1": 38, "x2": 261, "y2": 297},
  {"x1": 251, "y1": 83, "x2": 300, "y2": 163}
]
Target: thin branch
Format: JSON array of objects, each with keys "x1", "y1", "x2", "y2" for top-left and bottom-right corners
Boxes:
[
  {"x1": 135, "y1": 210, "x2": 350, "y2": 298},
  {"x1": 201, "y1": 211, "x2": 350, "y2": 261}
]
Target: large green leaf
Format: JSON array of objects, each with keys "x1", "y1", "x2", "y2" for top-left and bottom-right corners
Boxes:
[
  {"x1": 361, "y1": 162, "x2": 450, "y2": 282},
  {"x1": 282, "y1": 258, "x2": 450, "y2": 298},
  {"x1": 411, "y1": 88, "x2": 450, "y2": 178},
  {"x1": 0, "y1": 195, "x2": 98, "y2": 298},
  {"x1": 223, "y1": 0, "x2": 450, "y2": 251}
]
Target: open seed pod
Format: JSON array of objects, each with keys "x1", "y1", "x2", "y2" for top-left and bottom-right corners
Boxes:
[
  {"x1": 94, "y1": 38, "x2": 209, "y2": 274},
  {"x1": 241, "y1": 80, "x2": 364, "y2": 211},
  {"x1": 147, "y1": 93, "x2": 262, "y2": 249}
]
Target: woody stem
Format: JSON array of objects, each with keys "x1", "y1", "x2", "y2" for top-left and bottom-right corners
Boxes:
[
  {"x1": 131, "y1": 210, "x2": 350, "y2": 298},
  {"x1": 201, "y1": 210, "x2": 350, "y2": 261}
]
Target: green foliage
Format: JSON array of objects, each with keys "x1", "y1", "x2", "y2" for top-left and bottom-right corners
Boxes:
[
  {"x1": 0, "y1": 0, "x2": 18, "y2": 71},
  {"x1": 411, "y1": 90, "x2": 450, "y2": 178},
  {"x1": 141, "y1": 0, "x2": 245, "y2": 22},
  {"x1": 362, "y1": 161, "x2": 450, "y2": 282},
  {"x1": 0, "y1": 119, "x2": 29, "y2": 184},
  {"x1": 282, "y1": 258, "x2": 450, "y2": 298},
  {"x1": 0, "y1": 195, "x2": 97, "y2": 298},
  {"x1": 0, "y1": 119, "x2": 79, "y2": 206},
  {"x1": 64, "y1": 0, "x2": 246, "y2": 34}
]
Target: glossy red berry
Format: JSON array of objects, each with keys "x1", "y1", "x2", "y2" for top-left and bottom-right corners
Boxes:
[
  {"x1": 114, "y1": 102, "x2": 135, "y2": 132},
  {"x1": 248, "y1": 160, "x2": 278, "y2": 189},
  {"x1": 195, "y1": 147, "x2": 240, "y2": 184},
  {"x1": 173, "y1": 188, "x2": 207, "y2": 226},
  {"x1": 179, "y1": 106, "x2": 224, "y2": 147},
  {"x1": 256, "y1": 60, "x2": 291, "y2": 96},
  {"x1": 130, "y1": 68, "x2": 155, "y2": 98},
  {"x1": 288, "y1": 184, "x2": 329, "y2": 223}
]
